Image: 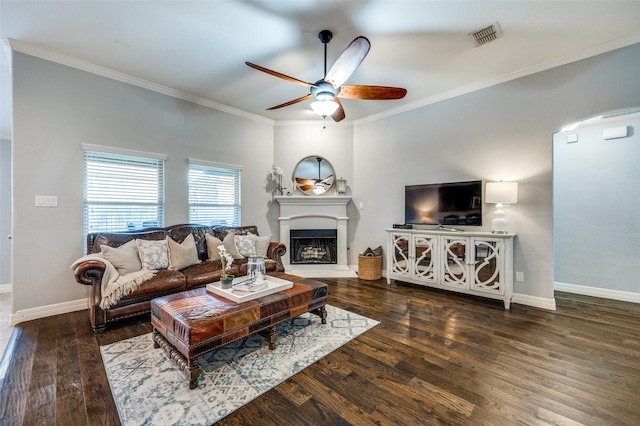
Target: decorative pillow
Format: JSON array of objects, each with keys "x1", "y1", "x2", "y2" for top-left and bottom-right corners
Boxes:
[
  {"x1": 235, "y1": 234, "x2": 257, "y2": 257},
  {"x1": 249, "y1": 232, "x2": 272, "y2": 258},
  {"x1": 99, "y1": 239, "x2": 142, "y2": 275},
  {"x1": 167, "y1": 233, "x2": 201, "y2": 271},
  {"x1": 206, "y1": 232, "x2": 244, "y2": 261},
  {"x1": 135, "y1": 239, "x2": 169, "y2": 270}
]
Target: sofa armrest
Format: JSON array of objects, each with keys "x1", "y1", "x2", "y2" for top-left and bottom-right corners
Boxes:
[
  {"x1": 266, "y1": 242, "x2": 287, "y2": 272},
  {"x1": 73, "y1": 260, "x2": 106, "y2": 286}
]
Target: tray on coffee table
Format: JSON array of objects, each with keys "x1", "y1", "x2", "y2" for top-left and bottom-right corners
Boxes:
[{"x1": 206, "y1": 274, "x2": 293, "y2": 303}]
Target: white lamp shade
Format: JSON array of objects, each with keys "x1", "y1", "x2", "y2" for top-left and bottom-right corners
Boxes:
[
  {"x1": 485, "y1": 181, "x2": 518, "y2": 204},
  {"x1": 310, "y1": 100, "x2": 339, "y2": 117}
]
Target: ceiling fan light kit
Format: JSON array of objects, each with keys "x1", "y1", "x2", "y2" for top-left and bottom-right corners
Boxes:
[
  {"x1": 310, "y1": 100, "x2": 339, "y2": 117},
  {"x1": 246, "y1": 29, "x2": 407, "y2": 122}
]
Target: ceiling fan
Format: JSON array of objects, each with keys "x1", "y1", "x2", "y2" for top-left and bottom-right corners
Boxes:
[{"x1": 246, "y1": 30, "x2": 407, "y2": 122}]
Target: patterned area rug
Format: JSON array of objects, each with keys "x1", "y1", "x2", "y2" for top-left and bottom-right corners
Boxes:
[{"x1": 100, "y1": 304, "x2": 379, "y2": 425}]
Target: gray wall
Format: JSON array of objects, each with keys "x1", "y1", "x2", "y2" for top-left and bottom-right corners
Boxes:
[
  {"x1": 554, "y1": 113, "x2": 640, "y2": 293},
  {"x1": 349, "y1": 43, "x2": 640, "y2": 301},
  {"x1": 11, "y1": 52, "x2": 274, "y2": 313},
  {"x1": 0, "y1": 138, "x2": 10, "y2": 285}
]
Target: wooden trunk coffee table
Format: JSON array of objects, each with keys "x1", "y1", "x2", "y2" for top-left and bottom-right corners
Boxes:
[{"x1": 150, "y1": 272, "x2": 328, "y2": 389}]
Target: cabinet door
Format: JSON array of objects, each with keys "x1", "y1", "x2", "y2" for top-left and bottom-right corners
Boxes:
[
  {"x1": 441, "y1": 236, "x2": 469, "y2": 288},
  {"x1": 389, "y1": 233, "x2": 411, "y2": 279},
  {"x1": 412, "y1": 234, "x2": 437, "y2": 283},
  {"x1": 470, "y1": 237, "x2": 505, "y2": 295}
]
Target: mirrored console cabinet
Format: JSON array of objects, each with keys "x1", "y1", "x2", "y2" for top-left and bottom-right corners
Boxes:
[{"x1": 386, "y1": 229, "x2": 515, "y2": 308}]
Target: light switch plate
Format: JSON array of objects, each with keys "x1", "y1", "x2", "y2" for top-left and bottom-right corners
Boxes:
[{"x1": 35, "y1": 195, "x2": 58, "y2": 207}]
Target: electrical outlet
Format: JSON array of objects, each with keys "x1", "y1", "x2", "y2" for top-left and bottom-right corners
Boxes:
[{"x1": 515, "y1": 271, "x2": 524, "y2": 282}]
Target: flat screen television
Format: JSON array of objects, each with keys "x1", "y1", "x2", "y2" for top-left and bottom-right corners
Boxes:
[{"x1": 405, "y1": 180, "x2": 482, "y2": 226}]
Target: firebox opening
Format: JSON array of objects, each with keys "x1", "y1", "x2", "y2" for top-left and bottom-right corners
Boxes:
[{"x1": 290, "y1": 229, "x2": 338, "y2": 265}]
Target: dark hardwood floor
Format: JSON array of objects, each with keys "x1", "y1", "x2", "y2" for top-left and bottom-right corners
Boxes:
[{"x1": 1, "y1": 278, "x2": 639, "y2": 425}]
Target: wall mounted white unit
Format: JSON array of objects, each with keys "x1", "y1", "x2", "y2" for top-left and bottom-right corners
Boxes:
[
  {"x1": 603, "y1": 126, "x2": 628, "y2": 140},
  {"x1": 386, "y1": 229, "x2": 515, "y2": 308}
]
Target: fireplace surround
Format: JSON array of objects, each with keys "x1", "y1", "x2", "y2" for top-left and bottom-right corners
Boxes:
[{"x1": 275, "y1": 195, "x2": 355, "y2": 277}]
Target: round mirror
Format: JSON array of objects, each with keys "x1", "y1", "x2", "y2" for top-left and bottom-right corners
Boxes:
[{"x1": 292, "y1": 156, "x2": 335, "y2": 195}]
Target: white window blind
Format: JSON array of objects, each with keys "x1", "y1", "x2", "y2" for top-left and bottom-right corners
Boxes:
[
  {"x1": 83, "y1": 150, "x2": 165, "y2": 237},
  {"x1": 188, "y1": 162, "x2": 241, "y2": 227}
]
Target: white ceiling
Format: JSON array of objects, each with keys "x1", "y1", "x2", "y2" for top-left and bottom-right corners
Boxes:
[{"x1": 2, "y1": 1, "x2": 640, "y2": 136}]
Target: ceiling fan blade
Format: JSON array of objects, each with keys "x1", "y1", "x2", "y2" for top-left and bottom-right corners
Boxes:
[
  {"x1": 331, "y1": 98, "x2": 346, "y2": 122},
  {"x1": 295, "y1": 177, "x2": 316, "y2": 185},
  {"x1": 325, "y1": 36, "x2": 370, "y2": 88},
  {"x1": 339, "y1": 85, "x2": 407, "y2": 100},
  {"x1": 246, "y1": 62, "x2": 317, "y2": 89},
  {"x1": 267, "y1": 94, "x2": 313, "y2": 110},
  {"x1": 299, "y1": 184, "x2": 315, "y2": 191},
  {"x1": 321, "y1": 174, "x2": 334, "y2": 184}
]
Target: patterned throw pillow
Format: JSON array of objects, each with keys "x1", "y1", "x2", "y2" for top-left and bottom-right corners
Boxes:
[
  {"x1": 135, "y1": 239, "x2": 169, "y2": 270},
  {"x1": 167, "y1": 233, "x2": 201, "y2": 271},
  {"x1": 100, "y1": 239, "x2": 142, "y2": 275},
  {"x1": 235, "y1": 234, "x2": 257, "y2": 257},
  {"x1": 248, "y1": 232, "x2": 272, "y2": 258},
  {"x1": 205, "y1": 232, "x2": 244, "y2": 261}
]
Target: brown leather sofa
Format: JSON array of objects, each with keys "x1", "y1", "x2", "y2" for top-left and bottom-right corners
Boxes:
[{"x1": 73, "y1": 224, "x2": 286, "y2": 332}]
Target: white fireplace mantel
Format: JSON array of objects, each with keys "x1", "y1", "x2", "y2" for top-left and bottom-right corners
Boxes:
[{"x1": 275, "y1": 195, "x2": 356, "y2": 277}]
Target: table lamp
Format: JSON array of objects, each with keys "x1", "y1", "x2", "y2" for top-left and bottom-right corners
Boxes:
[{"x1": 485, "y1": 181, "x2": 518, "y2": 234}]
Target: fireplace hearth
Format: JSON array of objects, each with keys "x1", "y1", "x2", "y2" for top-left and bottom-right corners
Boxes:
[{"x1": 290, "y1": 229, "x2": 337, "y2": 265}]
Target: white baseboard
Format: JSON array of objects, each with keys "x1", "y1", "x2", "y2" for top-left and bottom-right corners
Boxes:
[
  {"x1": 0, "y1": 283, "x2": 12, "y2": 294},
  {"x1": 10, "y1": 298, "x2": 88, "y2": 326},
  {"x1": 511, "y1": 293, "x2": 557, "y2": 310},
  {"x1": 382, "y1": 269, "x2": 556, "y2": 310},
  {"x1": 554, "y1": 281, "x2": 640, "y2": 304}
]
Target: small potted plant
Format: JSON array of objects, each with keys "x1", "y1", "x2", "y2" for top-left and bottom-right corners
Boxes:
[{"x1": 218, "y1": 245, "x2": 235, "y2": 288}]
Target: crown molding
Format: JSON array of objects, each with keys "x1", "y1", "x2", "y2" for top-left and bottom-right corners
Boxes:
[
  {"x1": 6, "y1": 33, "x2": 640, "y2": 129},
  {"x1": 6, "y1": 38, "x2": 273, "y2": 126},
  {"x1": 273, "y1": 120, "x2": 353, "y2": 128},
  {"x1": 354, "y1": 33, "x2": 640, "y2": 126}
]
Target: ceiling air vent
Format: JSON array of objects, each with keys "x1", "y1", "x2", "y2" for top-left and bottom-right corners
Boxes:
[{"x1": 469, "y1": 22, "x2": 502, "y2": 47}]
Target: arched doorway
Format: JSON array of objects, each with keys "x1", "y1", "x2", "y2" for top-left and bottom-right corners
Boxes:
[{"x1": 553, "y1": 108, "x2": 640, "y2": 302}]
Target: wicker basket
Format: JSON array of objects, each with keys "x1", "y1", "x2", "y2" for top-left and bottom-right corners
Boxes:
[{"x1": 358, "y1": 253, "x2": 382, "y2": 280}]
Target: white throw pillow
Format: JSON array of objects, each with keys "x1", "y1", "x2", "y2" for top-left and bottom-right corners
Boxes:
[
  {"x1": 235, "y1": 234, "x2": 257, "y2": 257},
  {"x1": 100, "y1": 239, "x2": 142, "y2": 275},
  {"x1": 249, "y1": 232, "x2": 272, "y2": 258},
  {"x1": 135, "y1": 239, "x2": 169, "y2": 270},
  {"x1": 206, "y1": 232, "x2": 244, "y2": 261},
  {"x1": 167, "y1": 233, "x2": 201, "y2": 271}
]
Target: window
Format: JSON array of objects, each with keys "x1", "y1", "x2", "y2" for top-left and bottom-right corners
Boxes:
[
  {"x1": 83, "y1": 148, "x2": 165, "y2": 238},
  {"x1": 188, "y1": 159, "x2": 241, "y2": 227}
]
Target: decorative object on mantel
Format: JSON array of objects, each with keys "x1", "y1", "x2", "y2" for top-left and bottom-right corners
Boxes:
[
  {"x1": 336, "y1": 178, "x2": 347, "y2": 195},
  {"x1": 267, "y1": 165, "x2": 284, "y2": 196},
  {"x1": 485, "y1": 181, "x2": 518, "y2": 234},
  {"x1": 292, "y1": 155, "x2": 335, "y2": 196}
]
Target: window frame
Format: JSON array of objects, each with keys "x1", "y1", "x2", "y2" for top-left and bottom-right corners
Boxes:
[
  {"x1": 188, "y1": 158, "x2": 242, "y2": 227},
  {"x1": 82, "y1": 144, "x2": 166, "y2": 242}
]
